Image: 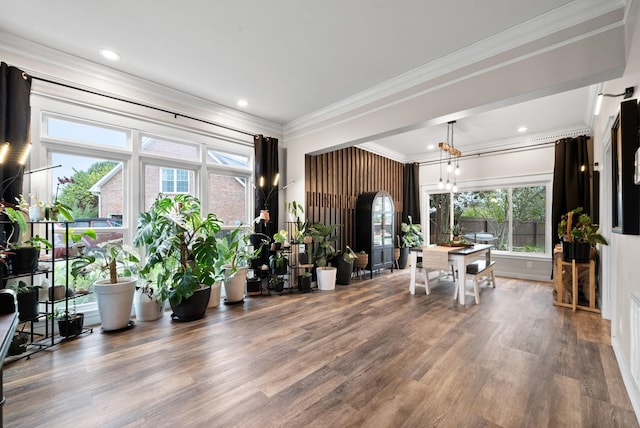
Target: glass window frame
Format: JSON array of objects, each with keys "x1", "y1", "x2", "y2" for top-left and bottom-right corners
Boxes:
[{"x1": 423, "y1": 174, "x2": 552, "y2": 258}]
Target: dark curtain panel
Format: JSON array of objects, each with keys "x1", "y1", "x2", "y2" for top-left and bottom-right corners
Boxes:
[
  {"x1": 254, "y1": 134, "x2": 279, "y2": 237},
  {"x1": 402, "y1": 162, "x2": 420, "y2": 224},
  {"x1": 0, "y1": 62, "x2": 32, "y2": 205},
  {"x1": 551, "y1": 135, "x2": 591, "y2": 248}
]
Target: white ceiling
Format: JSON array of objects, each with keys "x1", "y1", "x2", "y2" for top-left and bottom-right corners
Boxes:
[{"x1": 0, "y1": 0, "x2": 630, "y2": 161}]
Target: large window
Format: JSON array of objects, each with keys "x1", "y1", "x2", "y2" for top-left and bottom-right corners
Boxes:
[
  {"x1": 33, "y1": 101, "x2": 254, "y2": 318},
  {"x1": 428, "y1": 183, "x2": 548, "y2": 254}
]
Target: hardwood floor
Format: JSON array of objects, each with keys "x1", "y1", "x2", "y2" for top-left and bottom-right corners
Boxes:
[{"x1": 4, "y1": 271, "x2": 638, "y2": 427}]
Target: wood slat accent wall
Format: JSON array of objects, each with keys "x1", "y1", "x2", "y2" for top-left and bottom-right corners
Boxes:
[{"x1": 305, "y1": 147, "x2": 405, "y2": 251}]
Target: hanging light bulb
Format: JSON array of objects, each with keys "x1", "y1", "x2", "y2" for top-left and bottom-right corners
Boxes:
[
  {"x1": 453, "y1": 182, "x2": 458, "y2": 192},
  {"x1": 447, "y1": 159, "x2": 452, "y2": 172},
  {"x1": 438, "y1": 178, "x2": 444, "y2": 189},
  {"x1": 455, "y1": 162, "x2": 460, "y2": 175},
  {"x1": 446, "y1": 180, "x2": 451, "y2": 190}
]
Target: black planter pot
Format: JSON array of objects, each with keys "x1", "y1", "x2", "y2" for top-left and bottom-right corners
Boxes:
[
  {"x1": 562, "y1": 241, "x2": 592, "y2": 263},
  {"x1": 8, "y1": 332, "x2": 29, "y2": 356},
  {"x1": 58, "y1": 313, "x2": 84, "y2": 337},
  {"x1": 11, "y1": 247, "x2": 39, "y2": 275},
  {"x1": 298, "y1": 276, "x2": 312, "y2": 293},
  {"x1": 334, "y1": 256, "x2": 354, "y2": 285},
  {"x1": 398, "y1": 247, "x2": 409, "y2": 269},
  {"x1": 17, "y1": 288, "x2": 40, "y2": 321},
  {"x1": 572, "y1": 242, "x2": 592, "y2": 263},
  {"x1": 170, "y1": 287, "x2": 211, "y2": 322}
]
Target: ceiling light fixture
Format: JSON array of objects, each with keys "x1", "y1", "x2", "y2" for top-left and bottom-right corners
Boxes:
[
  {"x1": 237, "y1": 99, "x2": 248, "y2": 108},
  {"x1": 594, "y1": 86, "x2": 634, "y2": 115},
  {"x1": 437, "y1": 121, "x2": 461, "y2": 192},
  {"x1": 99, "y1": 48, "x2": 120, "y2": 61},
  {"x1": 517, "y1": 126, "x2": 528, "y2": 133}
]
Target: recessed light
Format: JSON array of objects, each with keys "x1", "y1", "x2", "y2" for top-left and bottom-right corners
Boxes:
[
  {"x1": 517, "y1": 126, "x2": 528, "y2": 133},
  {"x1": 99, "y1": 48, "x2": 120, "y2": 61},
  {"x1": 427, "y1": 144, "x2": 435, "y2": 150},
  {"x1": 237, "y1": 99, "x2": 248, "y2": 108}
]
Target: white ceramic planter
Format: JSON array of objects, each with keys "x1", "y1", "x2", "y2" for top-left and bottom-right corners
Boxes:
[
  {"x1": 317, "y1": 267, "x2": 337, "y2": 291},
  {"x1": 133, "y1": 289, "x2": 164, "y2": 321},
  {"x1": 94, "y1": 277, "x2": 136, "y2": 331},
  {"x1": 207, "y1": 281, "x2": 222, "y2": 308},
  {"x1": 28, "y1": 206, "x2": 44, "y2": 221},
  {"x1": 224, "y1": 266, "x2": 247, "y2": 303}
]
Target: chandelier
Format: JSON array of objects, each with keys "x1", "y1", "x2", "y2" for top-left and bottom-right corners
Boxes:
[{"x1": 437, "y1": 120, "x2": 461, "y2": 192}]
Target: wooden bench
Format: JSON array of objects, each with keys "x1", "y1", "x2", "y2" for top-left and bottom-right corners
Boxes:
[{"x1": 454, "y1": 260, "x2": 496, "y2": 304}]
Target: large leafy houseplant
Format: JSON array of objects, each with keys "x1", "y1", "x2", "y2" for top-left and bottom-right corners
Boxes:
[
  {"x1": 400, "y1": 215, "x2": 423, "y2": 248},
  {"x1": 71, "y1": 238, "x2": 140, "y2": 331},
  {"x1": 133, "y1": 194, "x2": 223, "y2": 307},
  {"x1": 307, "y1": 222, "x2": 339, "y2": 290},
  {"x1": 398, "y1": 215, "x2": 423, "y2": 269},
  {"x1": 307, "y1": 222, "x2": 338, "y2": 268}
]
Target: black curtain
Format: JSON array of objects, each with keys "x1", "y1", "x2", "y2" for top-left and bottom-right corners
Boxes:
[
  {"x1": 551, "y1": 135, "x2": 591, "y2": 248},
  {"x1": 402, "y1": 162, "x2": 420, "y2": 224},
  {"x1": 0, "y1": 62, "x2": 32, "y2": 206},
  {"x1": 254, "y1": 134, "x2": 279, "y2": 237}
]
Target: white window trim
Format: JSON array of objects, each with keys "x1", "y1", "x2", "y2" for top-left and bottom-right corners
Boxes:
[{"x1": 421, "y1": 172, "x2": 553, "y2": 257}]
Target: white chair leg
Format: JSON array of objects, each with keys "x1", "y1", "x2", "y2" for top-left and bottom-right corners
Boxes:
[
  {"x1": 473, "y1": 276, "x2": 480, "y2": 304},
  {"x1": 423, "y1": 268, "x2": 430, "y2": 295},
  {"x1": 490, "y1": 270, "x2": 496, "y2": 288}
]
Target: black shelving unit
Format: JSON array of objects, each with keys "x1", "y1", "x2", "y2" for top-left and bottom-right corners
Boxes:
[{"x1": 2, "y1": 220, "x2": 93, "y2": 363}]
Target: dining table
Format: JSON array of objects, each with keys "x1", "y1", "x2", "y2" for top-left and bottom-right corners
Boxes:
[{"x1": 409, "y1": 243, "x2": 493, "y2": 305}]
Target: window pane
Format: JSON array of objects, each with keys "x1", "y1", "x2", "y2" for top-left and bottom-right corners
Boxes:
[
  {"x1": 159, "y1": 167, "x2": 192, "y2": 195},
  {"x1": 141, "y1": 135, "x2": 199, "y2": 161},
  {"x1": 208, "y1": 173, "x2": 247, "y2": 225},
  {"x1": 512, "y1": 186, "x2": 546, "y2": 253},
  {"x1": 145, "y1": 165, "x2": 195, "y2": 208},
  {"x1": 207, "y1": 149, "x2": 250, "y2": 168},
  {"x1": 161, "y1": 168, "x2": 175, "y2": 192},
  {"x1": 454, "y1": 190, "x2": 508, "y2": 250},
  {"x1": 429, "y1": 193, "x2": 450, "y2": 244},
  {"x1": 47, "y1": 117, "x2": 127, "y2": 148},
  {"x1": 50, "y1": 153, "x2": 124, "y2": 221}
]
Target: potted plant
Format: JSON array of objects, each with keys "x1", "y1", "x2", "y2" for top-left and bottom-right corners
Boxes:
[
  {"x1": 133, "y1": 278, "x2": 164, "y2": 322},
  {"x1": 307, "y1": 222, "x2": 338, "y2": 290},
  {"x1": 54, "y1": 305, "x2": 84, "y2": 338},
  {"x1": 451, "y1": 223, "x2": 463, "y2": 242},
  {"x1": 333, "y1": 245, "x2": 357, "y2": 285},
  {"x1": 272, "y1": 229, "x2": 288, "y2": 250},
  {"x1": 557, "y1": 207, "x2": 608, "y2": 262},
  {"x1": 2, "y1": 206, "x2": 53, "y2": 274},
  {"x1": 399, "y1": 215, "x2": 423, "y2": 268},
  {"x1": 71, "y1": 238, "x2": 139, "y2": 331},
  {"x1": 134, "y1": 194, "x2": 223, "y2": 321},
  {"x1": 298, "y1": 270, "x2": 312, "y2": 293},
  {"x1": 269, "y1": 251, "x2": 289, "y2": 275},
  {"x1": 287, "y1": 200, "x2": 308, "y2": 243},
  {"x1": 46, "y1": 176, "x2": 75, "y2": 221},
  {"x1": 216, "y1": 225, "x2": 263, "y2": 304},
  {"x1": 11, "y1": 280, "x2": 40, "y2": 322}
]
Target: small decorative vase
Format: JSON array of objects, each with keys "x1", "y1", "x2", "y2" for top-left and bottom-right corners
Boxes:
[{"x1": 28, "y1": 205, "x2": 44, "y2": 222}]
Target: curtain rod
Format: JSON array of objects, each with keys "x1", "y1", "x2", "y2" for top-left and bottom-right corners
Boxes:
[
  {"x1": 419, "y1": 139, "x2": 558, "y2": 166},
  {"x1": 29, "y1": 74, "x2": 257, "y2": 138}
]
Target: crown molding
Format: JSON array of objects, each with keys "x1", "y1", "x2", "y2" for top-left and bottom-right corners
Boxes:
[
  {"x1": 0, "y1": 31, "x2": 283, "y2": 139},
  {"x1": 285, "y1": 0, "x2": 626, "y2": 135}
]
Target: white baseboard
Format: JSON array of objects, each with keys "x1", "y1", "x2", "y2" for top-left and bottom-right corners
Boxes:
[{"x1": 612, "y1": 337, "x2": 640, "y2": 424}]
